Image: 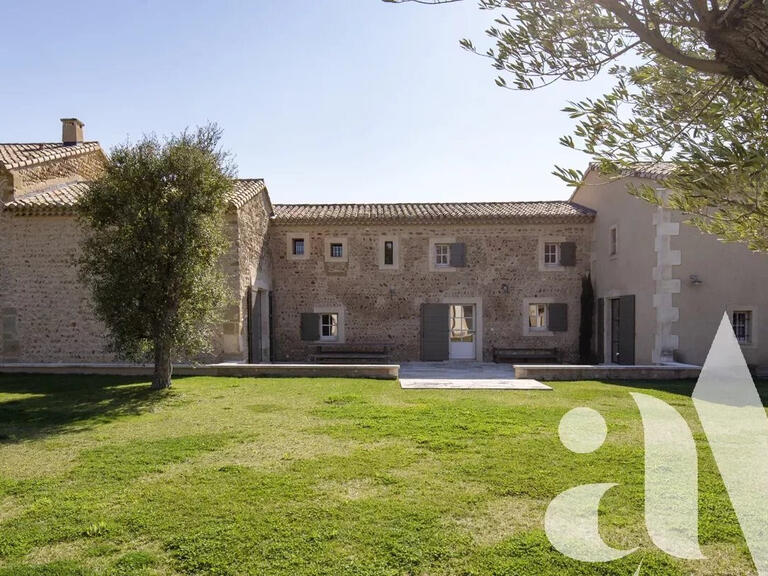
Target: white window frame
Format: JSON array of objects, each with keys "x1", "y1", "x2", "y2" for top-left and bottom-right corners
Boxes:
[
  {"x1": 429, "y1": 237, "x2": 457, "y2": 272},
  {"x1": 319, "y1": 313, "x2": 339, "y2": 341},
  {"x1": 522, "y1": 298, "x2": 556, "y2": 336},
  {"x1": 286, "y1": 232, "x2": 310, "y2": 261},
  {"x1": 324, "y1": 237, "x2": 349, "y2": 262},
  {"x1": 435, "y1": 244, "x2": 450, "y2": 267},
  {"x1": 543, "y1": 242, "x2": 560, "y2": 267},
  {"x1": 378, "y1": 237, "x2": 400, "y2": 270},
  {"x1": 609, "y1": 224, "x2": 619, "y2": 258},
  {"x1": 313, "y1": 306, "x2": 346, "y2": 343},
  {"x1": 729, "y1": 306, "x2": 757, "y2": 348},
  {"x1": 538, "y1": 236, "x2": 565, "y2": 272}
]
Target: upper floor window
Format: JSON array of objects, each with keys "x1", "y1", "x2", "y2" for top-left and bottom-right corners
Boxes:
[
  {"x1": 733, "y1": 310, "x2": 753, "y2": 345},
  {"x1": 330, "y1": 243, "x2": 343, "y2": 259},
  {"x1": 292, "y1": 238, "x2": 305, "y2": 256},
  {"x1": 384, "y1": 241, "x2": 394, "y2": 266},
  {"x1": 320, "y1": 313, "x2": 339, "y2": 340},
  {"x1": 609, "y1": 225, "x2": 618, "y2": 257},
  {"x1": 435, "y1": 243, "x2": 450, "y2": 267},
  {"x1": 543, "y1": 242, "x2": 560, "y2": 266}
]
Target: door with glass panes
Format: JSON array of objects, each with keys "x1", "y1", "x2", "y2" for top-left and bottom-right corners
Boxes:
[{"x1": 449, "y1": 304, "x2": 476, "y2": 359}]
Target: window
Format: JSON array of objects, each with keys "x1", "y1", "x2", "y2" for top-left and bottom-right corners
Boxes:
[
  {"x1": 435, "y1": 244, "x2": 450, "y2": 267},
  {"x1": 733, "y1": 310, "x2": 753, "y2": 345},
  {"x1": 330, "y1": 243, "x2": 343, "y2": 259},
  {"x1": 292, "y1": 238, "x2": 305, "y2": 256},
  {"x1": 529, "y1": 303, "x2": 548, "y2": 331},
  {"x1": 544, "y1": 242, "x2": 560, "y2": 266},
  {"x1": 320, "y1": 313, "x2": 338, "y2": 340},
  {"x1": 384, "y1": 241, "x2": 394, "y2": 266},
  {"x1": 609, "y1": 225, "x2": 618, "y2": 257}
]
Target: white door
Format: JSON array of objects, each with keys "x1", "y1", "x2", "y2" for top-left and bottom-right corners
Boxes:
[{"x1": 449, "y1": 304, "x2": 476, "y2": 360}]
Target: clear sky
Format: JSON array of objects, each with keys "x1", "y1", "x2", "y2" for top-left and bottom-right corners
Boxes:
[{"x1": 0, "y1": 1, "x2": 614, "y2": 205}]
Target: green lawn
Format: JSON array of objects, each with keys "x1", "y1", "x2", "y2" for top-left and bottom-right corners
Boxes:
[{"x1": 0, "y1": 374, "x2": 755, "y2": 575}]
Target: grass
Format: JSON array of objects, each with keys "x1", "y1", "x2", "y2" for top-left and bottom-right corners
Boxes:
[{"x1": 0, "y1": 374, "x2": 757, "y2": 575}]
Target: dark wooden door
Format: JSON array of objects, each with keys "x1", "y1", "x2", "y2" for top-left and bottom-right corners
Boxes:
[
  {"x1": 610, "y1": 295, "x2": 635, "y2": 365},
  {"x1": 610, "y1": 298, "x2": 621, "y2": 363}
]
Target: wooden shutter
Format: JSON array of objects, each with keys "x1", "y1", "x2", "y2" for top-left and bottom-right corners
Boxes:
[
  {"x1": 548, "y1": 303, "x2": 568, "y2": 332},
  {"x1": 618, "y1": 295, "x2": 635, "y2": 365},
  {"x1": 597, "y1": 298, "x2": 605, "y2": 363},
  {"x1": 300, "y1": 313, "x2": 320, "y2": 341},
  {"x1": 559, "y1": 242, "x2": 576, "y2": 266},
  {"x1": 421, "y1": 303, "x2": 450, "y2": 361},
  {"x1": 449, "y1": 243, "x2": 466, "y2": 267}
]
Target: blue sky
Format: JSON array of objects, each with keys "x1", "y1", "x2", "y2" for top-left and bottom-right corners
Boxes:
[{"x1": 1, "y1": 1, "x2": 613, "y2": 204}]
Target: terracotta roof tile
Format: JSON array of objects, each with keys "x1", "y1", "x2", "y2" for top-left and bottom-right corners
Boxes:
[
  {"x1": 0, "y1": 142, "x2": 103, "y2": 171},
  {"x1": 2, "y1": 179, "x2": 268, "y2": 216},
  {"x1": 272, "y1": 201, "x2": 595, "y2": 224}
]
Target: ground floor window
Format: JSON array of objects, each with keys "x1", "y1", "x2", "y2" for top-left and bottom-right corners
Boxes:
[
  {"x1": 732, "y1": 310, "x2": 753, "y2": 345},
  {"x1": 529, "y1": 303, "x2": 548, "y2": 331},
  {"x1": 320, "y1": 313, "x2": 338, "y2": 340}
]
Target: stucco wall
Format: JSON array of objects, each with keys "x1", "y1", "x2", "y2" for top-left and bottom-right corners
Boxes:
[
  {"x1": 268, "y1": 221, "x2": 591, "y2": 362},
  {"x1": 572, "y1": 172, "x2": 658, "y2": 364},
  {"x1": 673, "y1": 219, "x2": 768, "y2": 367}
]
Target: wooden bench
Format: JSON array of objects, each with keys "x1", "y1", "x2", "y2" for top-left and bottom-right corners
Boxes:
[
  {"x1": 493, "y1": 347, "x2": 559, "y2": 364},
  {"x1": 311, "y1": 345, "x2": 390, "y2": 364}
]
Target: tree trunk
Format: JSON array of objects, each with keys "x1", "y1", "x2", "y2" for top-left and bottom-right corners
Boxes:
[
  {"x1": 152, "y1": 339, "x2": 173, "y2": 390},
  {"x1": 706, "y1": 2, "x2": 768, "y2": 86}
]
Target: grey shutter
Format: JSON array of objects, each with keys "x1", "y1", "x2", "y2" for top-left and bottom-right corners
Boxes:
[
  {"x1": 560, "y1": 242, "x2": 576, "y2": 266},
  {"x1": 618, "y1": 295, "x2": 635, "y2": 365},
  {"x1": 596, "y1": 298, "x2": 605, "y2": 363},
  {"x1": 421, "y1": 303, "x2": 450, "y2": 361},
  {"x1": 449, "y1": 243, "x2": 466, "y2": 267},
  {"x1": 300, "y1": 313, "x2": 320, "y2": 341},
  {"x1": 549, "y1": 303, "x2": 568, "y2": 332}
]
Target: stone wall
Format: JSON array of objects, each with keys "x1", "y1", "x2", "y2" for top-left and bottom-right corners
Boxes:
[
  {"x1": 0, "y1": 194, "x2": 271, "y2": 364},
  {"x1": 11, "y1": 151, "x2": 106, "y2": 197},
  {"x1": 214, "y1": 195, "x2": 272, "y2": 361},
  {"x1": 268, "y1": 221, "x2": 592, "y2": 362},
  {"x1": 0, "y1": 213, "x2": 112, "y2": 362}
]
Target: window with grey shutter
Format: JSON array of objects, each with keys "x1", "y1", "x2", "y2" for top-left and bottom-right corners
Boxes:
[
  {"x1": 300, "y1": 313, "x2": 320, "y2": 341},
  {"x1": 548, "y1": 303, "x2": 568, "y2": 332},
  {"x1": 559, "y1": 242, "x2": 576, "y2": 266},
  {"x1": 449, "y1": 243, "x2": 466, "y2": 267},
  {"x1": 618, "y1": 295, "x2": 635, "y2": 365}
]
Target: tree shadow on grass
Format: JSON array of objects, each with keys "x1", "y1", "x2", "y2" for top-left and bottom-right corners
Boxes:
[
  {"x1": 0, "y1": 373, "x2": 172, "y2": 443},
  {"x1": 592, "y1": 379, "x2": 768, "y2": 407}
]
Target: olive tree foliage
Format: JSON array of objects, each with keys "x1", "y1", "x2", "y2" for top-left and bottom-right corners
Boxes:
[
  {"x1": 385, "y1": 0, "x2": 768, "y2": 250},
  {"x1": 77, "y1": 125, "x2": 234, "y2": 389}
]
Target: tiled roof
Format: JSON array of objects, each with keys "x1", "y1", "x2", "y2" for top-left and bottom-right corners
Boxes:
[
  {"x1": 227, "y1": 179, "x2": 267, "y2": 209},
  {"x1": 0, "y1": 142, "x2": 103, "y2": 171},
  {"x1": 272, "y1": 201, "x2": 595, "y2": 224},
  {"x1": 3, "y1": 179, "x2": 268, "y2": 216},
  {"x1": 586, "y1": 161, "x2": 676, "y2": 181}
]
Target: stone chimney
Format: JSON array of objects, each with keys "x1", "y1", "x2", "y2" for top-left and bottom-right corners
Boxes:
[{"x1": 61, "y1": 118, "x2": 84, "y2": 145}]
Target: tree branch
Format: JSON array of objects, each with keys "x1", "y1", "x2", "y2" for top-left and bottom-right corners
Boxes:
[{"x1": 594, "y1": 0, "x2": 731, "y2": 74}]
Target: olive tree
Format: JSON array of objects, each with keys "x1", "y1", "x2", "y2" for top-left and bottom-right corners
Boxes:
[
  {"x1": 387, "y1": 0, "x2": 768, "y2": 249},
  {"x1": 77, "y1": 125, "x2": 233, "y2": 389}
]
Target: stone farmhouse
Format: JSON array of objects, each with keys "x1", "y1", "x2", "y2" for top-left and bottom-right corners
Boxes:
[{"x1": 1, "y1": 120, "x2": 766, "y2": 369}]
